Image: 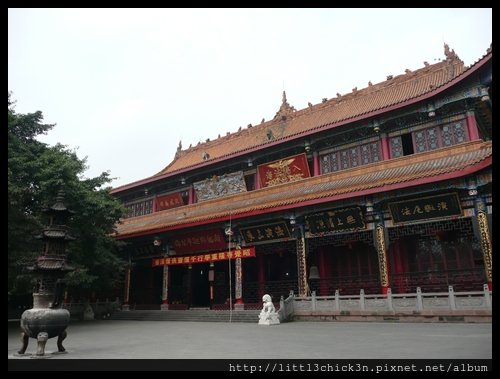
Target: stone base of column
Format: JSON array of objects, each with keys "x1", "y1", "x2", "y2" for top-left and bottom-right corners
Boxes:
[
  {"x1": 160, "y1": 303, "x2": 169, "y2": 311},
  {"x1": 122, "y1": 304, "x2": 130, "y2": 311},
  {"x1": 234, "y1": 303, "x2": 245, "y2": 311}
]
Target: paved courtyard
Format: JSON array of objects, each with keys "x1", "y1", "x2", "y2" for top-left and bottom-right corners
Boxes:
[{"x1": 8, "y1": 320, "x2": 491, "y2": 360}]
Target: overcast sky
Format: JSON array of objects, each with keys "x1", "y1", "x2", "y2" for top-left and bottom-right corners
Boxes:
[{"x1": 8, "y1": 8, "x2": 492, "y2": 189}]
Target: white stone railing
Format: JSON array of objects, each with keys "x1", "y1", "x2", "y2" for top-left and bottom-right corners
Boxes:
[
  {"x1": 292, "y1": 284, "x2": 492, "y2": 313},
  {"x1": 277, "y1": 291, "x2": 295, "y2": 322}
]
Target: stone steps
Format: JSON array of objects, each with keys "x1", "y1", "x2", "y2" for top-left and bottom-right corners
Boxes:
[{"x1": 110, "y1": 309, "x2": 260, "y2": 323}]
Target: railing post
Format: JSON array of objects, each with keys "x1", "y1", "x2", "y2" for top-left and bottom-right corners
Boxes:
[
  {"x1": 448, "y1": 286, "x2": 456, "y2": 310},
  {"x1": 483, "y1": 284, "x2": 491, "y2": 310},
  {"x1": 334, "y1": 289, "x2": 340, "y2": 311},
  {"x1": 311, "y1": 291, "x2": 317, "y2": 311},
  {"x1": 416, "y1": 287, "x2": 423, "y2": 312},
  {"x1": 360, "y1": 289, "x2": 365, "y2": 310},
  {"x1": 387, "y1": 288, "x2": 393, "y2": 311}
]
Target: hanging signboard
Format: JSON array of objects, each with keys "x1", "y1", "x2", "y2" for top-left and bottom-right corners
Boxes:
[
  {"x1": 388, "y1": 193, "x2": 462, "y2": 224},
  {"x1": 257, "y1": 153, "x2": 311, "y2": 188},
  {"x1": 171, "y1": 229, "x2": 226, "y2": 254},
  {"x1": 306, "y1": 207, "x2": 365, "y2": 234},
  {"x1": 152, "y1": 247, "x2": 256, "y2": 267},
  {"x1": 156, "y1": 192, "x2": 184, "y2": 211},
  {"x1": 239, "y1": 222, "x2": 291, "y2": 244}
]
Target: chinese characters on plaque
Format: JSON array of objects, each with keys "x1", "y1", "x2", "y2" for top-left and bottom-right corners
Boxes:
[
  {"x1": 306, "y1": 207, "x2": 365, "y2": 234},
  {"x1": 388, "y1": 193, "x2": 462, "y2": 224},
  {"x1": 152, "y1": 247, "x2": 256, "y2": 267},
  {"x1": 156, "y1": 192, "x2": 184, "y2": 211},
  {"x1": 171, "y1": 229, "x2": 226, "y2": 254},
  {"x1": 258, "y1": 153, "x2": 311, "y2": 188},
  {"x1": 239, "y1": 222, "x2": 291, "y2": 244}
]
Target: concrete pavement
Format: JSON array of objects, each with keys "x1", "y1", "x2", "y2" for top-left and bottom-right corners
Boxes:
[{"x1": 8, "y1": 319, "x2": 491, "y2": 360}]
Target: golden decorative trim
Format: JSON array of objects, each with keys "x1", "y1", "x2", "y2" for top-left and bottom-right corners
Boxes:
[
  {"x1": 296, "y1": 237, "x2": 307, "y2": 297},
  {"x1": 376, "y1": 225, "x2": 389, "y2": 287},
  {"x1": 477, "y1": 211, "x2": 492, "y2": 282}
]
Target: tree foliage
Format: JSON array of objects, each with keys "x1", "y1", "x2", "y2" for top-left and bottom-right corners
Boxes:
[{"x1": 8, "y1": 92, "x2": 126, "y2": 300}]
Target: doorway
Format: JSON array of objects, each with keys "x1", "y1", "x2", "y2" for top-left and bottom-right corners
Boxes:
[{"x1": 191, "y1": 263, "x2": 210, "y2": 307}]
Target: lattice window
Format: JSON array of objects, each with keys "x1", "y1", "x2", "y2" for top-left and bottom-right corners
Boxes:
[
  {"x1": 441, "y1": 124, "x2": 453, "y2": 146},
  {"x1": 361, "y1": 144, "x2": 370, "y2": 164},
  {"x1": 340, "y1": 150, "x2": 349, "y2": 170},
  {"x1": 321, "y1": 141, "x2": 382, "y2": 174},
  {"x1": 321, "y1": 155, "x2": 331, "y2": 173},
  {"x1": 453, "y1": 121, "x2": 466, "y2": 143},
  {"x1": 390, "y1": 136, "x2": 403, "y2": 158},
  {"x1": 349, "y1": 147, "x2": 359, "y2": 167},
  {"x1": 370, "y1": 142, "x2": 381, "y2": 162},
  {"x1": 123, "y1": 199, "x2": 154, "y2": 219},
  {"x1": 414, "y1": 130, "x2": 427, "y2": 153},
  {"x1": 427, "y1": 127, "x2": 439, "y2": 150}
]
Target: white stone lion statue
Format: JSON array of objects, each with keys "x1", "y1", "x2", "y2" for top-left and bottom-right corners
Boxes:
[{"x1": 258, "y1": 294, "x2": 280, "y2": 325}]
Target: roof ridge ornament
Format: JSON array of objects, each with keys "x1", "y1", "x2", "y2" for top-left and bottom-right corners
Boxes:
[
  {"x1": 444, "y1": 42, "x2": 460, "y2": 61},
  {"x1": 273, "y1": 90, "x2": 296, "y2": 121},
  {"x1": 174, "y1": 140, "x2": 183, "y2": 159}
]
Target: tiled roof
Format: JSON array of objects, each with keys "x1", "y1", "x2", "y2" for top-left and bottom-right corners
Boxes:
[
  {"x1": 153, "y1": 49, "x2": 483, "y2": 176},
  {"x1": 111, "y1": 46, "x2": 491, "y2": 194},
  {"x1": 114, "y1": 140, "x2": 492, "y2": 239}
]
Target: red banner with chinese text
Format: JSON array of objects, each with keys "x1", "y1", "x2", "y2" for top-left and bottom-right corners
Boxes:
[
  {"x1": 156, "y1": 193, "x2": 184, "y2": 211},
  {"x1": 258, "y1": 153, "x2": 311, "y2": 188},
  {"x1": 152, "y1": 247, "x2": 256, "y2": 267},
  {"x1": 171, "y1": 229, "x2": 226, "y2": 254}
]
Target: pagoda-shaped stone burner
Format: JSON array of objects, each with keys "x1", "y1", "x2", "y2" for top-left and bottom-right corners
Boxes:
[{"x1": 17, "y1": 190, "x2": 75, "y2": 357}]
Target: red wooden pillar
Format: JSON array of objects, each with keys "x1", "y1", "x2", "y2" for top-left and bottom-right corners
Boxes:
[
  {"x1": 187, "y1": 265, "x2": 192, "y2": 308},
  {"x1": 375, "y1": 224, "x2": 390, "y2": 295},
  {"x1": 123, "y1": 261, "x2": 131, "y2": 311},
  {"x1": 255, "y1": 172, "x2": 261, "y2": 190},
  {"x1": 466, "y1": 112, "x2": 480, "y2": 141},
  {"x1": 392, "y1": 242, "x2": 405, "y2": 293},
  {"x1": 234, "y1": 257, "x2": 244, "y2": 309},
  {"x1": 160, "y1": 265, "x2": 169, "y2": 310},
  {"x1": 313, "y1": 151, "x2": 321, "y2": 176},
  {"x1": 257, "y1": 253, "x2": 265, "y2": 298},
  {"x1": 317, "y1": 248, "x2": 328, "y2": 296},
  {"x1": 188, "y1": 186, "x2": 195, "y2": 204},
  {"x1": 380, "y1": 134, "x2": 391, "y2": 160}
]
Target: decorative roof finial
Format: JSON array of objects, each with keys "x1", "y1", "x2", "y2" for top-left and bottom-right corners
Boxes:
[
  {"x1": 444, "y1": 43, "x2": 459, "y2": 61},
  {"x1": 273, "y1": 90, "x2": 296, "y2": 121},
  {"x1": 174, "y1": 140, "x2": 183, "y2": 159}
]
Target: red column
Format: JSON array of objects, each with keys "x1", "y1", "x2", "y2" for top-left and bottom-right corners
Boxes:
[
  {"x1": 380, "y1": 134, "x2": 391, "y2": 160},
  {"x1": 234, "y1": 257, "x2": 244, "y2": 309},
  {"x1": 392, "y1": 242, "x2": 405, "y2": 293},
  {"x1": 257, "y1": 253, "x2": 265, "y2": 298},
  {"x1": 188, "y1": 186, "x2": 195, "y2": 204},
  {"x1": 313, "y1": 152, "x2": 320, "y2": 176},
  {"x1": 255, "y1": 172, "x2": 261, "y2": 190},
  {"x1": 317, "y1": 248, "x2": 328, "y2": 296},
  {"x1": 153, "y1": 196, "x2": 157, "y2": 212},
  {"x1": 466, "y1": 112, "x2": 480, "y2": 141}
]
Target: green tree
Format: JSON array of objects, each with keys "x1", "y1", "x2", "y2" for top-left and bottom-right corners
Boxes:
[{"x1": 8, "y1": 92, "x2": 126, "y2": 302}]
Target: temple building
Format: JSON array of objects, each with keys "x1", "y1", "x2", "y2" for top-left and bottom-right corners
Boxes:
[{"x1": 111, "y1": 44, "x2": 492, "y2": 310}]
